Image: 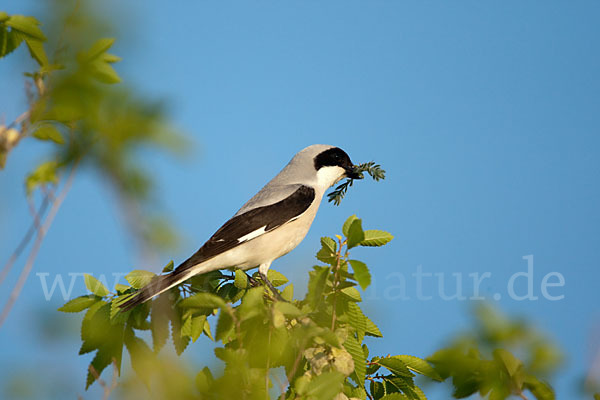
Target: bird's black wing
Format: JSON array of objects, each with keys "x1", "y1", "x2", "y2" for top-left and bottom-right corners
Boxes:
[{"x1": 175, "y1": 185, "x2": 315, "y2": 274}]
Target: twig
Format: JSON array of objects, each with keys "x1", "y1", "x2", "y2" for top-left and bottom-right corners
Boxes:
[
  {"x1": 330, "y1": 236, "x2": 345, "y2": 331},
  {"x1": 282, "y1": 337, "x2": 308, "y2": 398},
  {"x1": 0, "y1": 161, "x2": 78, "y2": 328},
  {"x1": 0, "y1": 195, "x2": 50, "y2": 287},
  {"x1": 88, "y1": 359, "x2": 118, "y2": 400}
]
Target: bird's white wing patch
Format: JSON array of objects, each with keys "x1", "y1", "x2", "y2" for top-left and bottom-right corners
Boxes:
[{"x1": 237, "y1": 226, "x2": 267, "y2": 243}]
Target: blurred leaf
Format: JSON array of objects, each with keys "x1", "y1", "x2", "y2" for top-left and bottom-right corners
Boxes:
[
  {"x1": 150, "y1": 294, "x2": 170, "y2": 353},
  {"x1": 281, "y1": 283, "x2": 294, "y2": 301},
  {"x1": 25, "y1": 161, "x2": 58, "y2": 195},
  {"x1": 170, "y1": 305, "x2": 189, "y2": 355},
  {"x1": 523, "y1": 376, "x2": 555, "y2": 400},
  {"x1": 215, "y1": 310, "x2": 234, "y2": 342},
  {"x1": 81, "y1": 38, "x2": 115, "y2": 61},
  {"x1": 304, "y1": 371, "x2": 345, "y2": 400},
  {"x1": 24, "y1": 37, "x2": 47, "y2": 65},
  {"x1": 5, "y1": 15, "x2": 46, "y2": 40},
  {"x1": 0, "y1": 26, "x2": 24, "y2": 58},
  {"x1": 179, "y1": 292, "x2": 226, "y2": 309},
  {"x1": 267, "y1": 269, "x2": 288, "y2": 287},
  {"x1": 196, "y1": 367, "x2": 214, "y2": 393},
  {"x1": 306, "y1": 266, "x2": 330, "y2": 308}
]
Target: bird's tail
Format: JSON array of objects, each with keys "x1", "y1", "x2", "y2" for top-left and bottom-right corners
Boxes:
[{"x1": 118, "y1": 269, "x2": 193, "y2": 311}]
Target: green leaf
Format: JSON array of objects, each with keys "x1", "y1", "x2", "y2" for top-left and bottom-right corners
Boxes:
[
  {"x1": 365, "y1": 316, "x2": 383, "y2": 337},
  {"x1": 0, "y1": 12, "x2": 9, "y2": 22},
  {"x1": 124, "y1": 328, "x2": 154, "y2": 387},
  {"x1": 150, "y1": 294, "x2": 170, "y2": 353},
  {"x1": 162, "y1": 260, "x2": 174, "y2": 273},
  {"x1": 170, "y1": 306, "x2": 190, "y2": 355},
  {"x1": 493, "y1": 349, "x2": 523, "y2": 377},
  {"x1": 281, "y1": 283, "x2": 294, "y2": 301},
  {"x1": 181, "y1": 314, "x2": 193, "y2": 338},
  {"x1": 196, "y1": 367, "x2": 214, "y2": 393},
  {"x1": 90, "y1": 60, "x2": 120, "y2": 83},
  {"x1": 380, "y1": 394, "x2": 409, "y2": 400},
  {"x1": 0, "y1": 26, "x2": 24, "y2": 58},
  {"x1": 347, "y1": 302, "x2": 367, "y2": 342},
  {"x1": 523, "y1": 376, "x2": 554, "y2": 400},
  {"x1": 114, "y1": 284, "x2": 129, "y2": 294},
  {"x1": 376, "y1": 358, "x2": 413, "y2": 378},
  {"x1": 349, "y1": 259, "x2": 371, "y2": 290},
  {"x1": 344, "y1": 334, "x2": 366, "y2": 384},
  {"x1": 316, "y1": 236, "x2": 337, "y2": 265},
  {"x1": 267, "y1": 269, "x2": 288, "y2": 286},
  {"x1": 84, "y1": 38, "x2": 116, "y2": 61},
  {"x1": 392, "y1": 355, "x2": 442, "y2": 382},
  {"x1": 179, "y1": 292, "x2": 226, "y2": 309},
  {"x1": 25, "y1": 161, "x2": 58, "y2": 195},
  {"x1": 237, "y1": 287, "x2": 265, "y2": 320},
  {"x1": 84, "y1": 274, "x2": 110, "y2": 297},
  {"x1": 343, "y1": 215, "x2": 359, "y2": 237},
  {"x1": 58, "y1": 295, "x2": 99, "y2": 313},
  {"x1": 347, "y1": 218, "x2": 365, "y2": 249},
  {"x1": 24, "y1": 37, "x2": 47, "y2": 66},
  {"x1": 5, "y1": 15, "x2": 46, "y2": 40},
  {"x1": 125, "y1": 270, "x2": 155, "y2": 289},
  {"x1": 215, "y1": 310, "x2": 234, "y2": 342},
  {"x1": 304, "y1": 371, "x2": 345, "y2": 400},
  {"x1": 234, "y1": 269, "x2": 248, "y2": 289},
  {"x1": 191, "y1": 315, "x2": 206, "y2": 342},
  {"x1": 370, "y1": 381, "x2": 385, "y2": 399},
  {"x1": 341, "y1": 286, "x2": 362, "y2": 302},
  {"x1": 359, "y1": 230, "x2": 394, "y2": 247},
  {"x1": 274, "y1": 301, "x2": 302, "y2": 317},
  {"x1": 306, "y1": 266, "x2": 330, "y2": 308}
]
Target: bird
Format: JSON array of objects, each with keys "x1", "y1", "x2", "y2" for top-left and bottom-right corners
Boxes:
[{"x1": 120, "y1": 144, "x2": 362, "y2": 310}]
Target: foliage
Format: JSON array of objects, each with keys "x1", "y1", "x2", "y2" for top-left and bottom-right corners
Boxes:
[
  {"x1": 59, "y1": 216, "x2": 559, "y2": 400},
  {"x1": 428, "y1": 305, "x2": 562, "y2": 400},
  {"x1": 0, "y1": 6, "x2": 185, "y2": 253}
]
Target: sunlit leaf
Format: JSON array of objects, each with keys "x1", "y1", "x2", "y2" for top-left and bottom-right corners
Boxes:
[{"x1": 84, "y1": 274, "x2": 110, "y2": 297}]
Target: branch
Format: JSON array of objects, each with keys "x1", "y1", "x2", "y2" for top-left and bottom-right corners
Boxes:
[
  {"x1": 0, "y1": 161, "x2": 78, "y2": 328},
  {"x1": 88, "y1": 359, "x2": 118, "y2": 400},
  {"x1": 0, "y1": 195, "x2": 50, "y2": 287}
]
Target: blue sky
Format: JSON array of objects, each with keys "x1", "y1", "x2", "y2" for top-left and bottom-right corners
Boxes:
[{"x1": 1, "y1": 1, "x2": 599, "y2": 399}]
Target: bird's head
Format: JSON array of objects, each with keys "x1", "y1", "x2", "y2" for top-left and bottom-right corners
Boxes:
[{"x1": 293, "y1": 144, "x2": 362, "y2": 189}]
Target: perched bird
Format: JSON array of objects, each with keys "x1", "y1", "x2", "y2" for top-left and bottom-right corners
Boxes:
[{"x1": 120, "y1": 144, "x2": 361, "y2": 310}]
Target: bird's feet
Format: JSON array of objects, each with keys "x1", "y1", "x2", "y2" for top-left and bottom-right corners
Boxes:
[{"x1": 258, "y1": 272, "x2": 286, "y2": 302}]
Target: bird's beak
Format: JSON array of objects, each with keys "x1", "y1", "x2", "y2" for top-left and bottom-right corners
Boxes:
[{"x1": 345, "y1": 165, "x2": 363, "y2": 180}]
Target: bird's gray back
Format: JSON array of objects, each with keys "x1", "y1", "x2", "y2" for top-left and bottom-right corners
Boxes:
[{"x1": 234, "y1": 144, "x2": 334, "y2": 216}]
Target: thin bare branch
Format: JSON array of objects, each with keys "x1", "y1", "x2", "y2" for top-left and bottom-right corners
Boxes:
[
  {"x1": 0, "y1": 161, "x2": 78, "y2": 328},
  {"x1": 0, "y1": 196, "x2": 49, "y2": 287}
]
